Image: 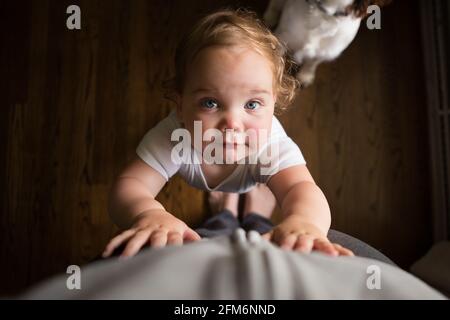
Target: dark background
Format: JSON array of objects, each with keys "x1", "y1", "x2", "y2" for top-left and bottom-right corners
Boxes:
[{"x1": 0, "y1": 0, "x2": 432, "y2": 295}]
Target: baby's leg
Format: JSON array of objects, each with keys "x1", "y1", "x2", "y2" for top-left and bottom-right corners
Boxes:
[
  {"x1": 208, "y1": 191, "x2": 239, "y2": 217},
  {"x1": 241, "y1": 184, "x2": 276, "y2": 234},
  {"x1": 195, "y1": 192, "x2": 240, "y2": 238}
]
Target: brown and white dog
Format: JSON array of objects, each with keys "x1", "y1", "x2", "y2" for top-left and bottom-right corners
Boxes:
[{"x1": 264, "y1": 0, "x2": 392, "y2": 88}]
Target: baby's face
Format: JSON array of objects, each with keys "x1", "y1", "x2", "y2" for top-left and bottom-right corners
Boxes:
[{"x1": 177, "y1": 45, "x2": 276, "y2": 163}]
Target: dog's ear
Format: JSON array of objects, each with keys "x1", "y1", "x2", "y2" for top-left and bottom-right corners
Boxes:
[
  {"x1": 373, "y1": 0, "x2": 393, "y2": 7},
  {"x1": 350, "y1": 0, "x2": 392, "y2": 18},
  {"x1": 348, "y1": 0, "x2": 370, "y2": 18}
]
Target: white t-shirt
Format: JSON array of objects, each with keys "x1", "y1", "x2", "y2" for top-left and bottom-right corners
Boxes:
[{"x1": 136, "y1": 111, "x2": 306, "y2": 193}]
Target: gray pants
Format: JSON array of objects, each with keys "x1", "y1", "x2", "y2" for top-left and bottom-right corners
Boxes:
[
  {"x1": 195, "y1": 210, "x2": 395, "y2": 266},
  {"x1": 22, "y1": 228, "x2": 444, "y2": 299}
]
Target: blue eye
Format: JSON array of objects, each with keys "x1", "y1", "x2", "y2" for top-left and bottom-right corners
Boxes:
[
  {"x1": 201, "y1": 99, "x2": 218, "y2": 109},
  {"x1": 245, "y1": 101, "x2": 261, "y2": 110}
]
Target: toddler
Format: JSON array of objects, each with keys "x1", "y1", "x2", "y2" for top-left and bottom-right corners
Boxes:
[{"x1": 102, "y1": 9, "x2": 353, "y2": 258}]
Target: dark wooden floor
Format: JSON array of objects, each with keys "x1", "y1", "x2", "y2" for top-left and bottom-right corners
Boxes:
[{"x1": 0, "y1": 0, "x2": 432, "y2": 295}]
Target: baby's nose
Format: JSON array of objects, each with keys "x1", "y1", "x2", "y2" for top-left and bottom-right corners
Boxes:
[{"x1": 219, "y1": 111, "x2": 244, "y2": 132}]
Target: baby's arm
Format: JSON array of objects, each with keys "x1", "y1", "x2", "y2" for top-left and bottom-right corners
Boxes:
[
  {"x1": 266, "y1": 165, "x2": 353, "y2": 256},
  {"x1": 102, "y1": 156, "x2": 200, "y2": 258}
]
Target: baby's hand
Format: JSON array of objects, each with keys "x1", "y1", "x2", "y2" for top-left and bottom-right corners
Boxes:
[
  {"x1": 102, "y1": 209, "x2": 201, "y2": 258},
  {"x1": 262, "y1": 216, "x2": 354, "y2": 257}
]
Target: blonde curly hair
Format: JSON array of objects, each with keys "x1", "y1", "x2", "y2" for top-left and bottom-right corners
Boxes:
[{"x1": 163, "y1": 8, "x2": 299, "y2": 114}]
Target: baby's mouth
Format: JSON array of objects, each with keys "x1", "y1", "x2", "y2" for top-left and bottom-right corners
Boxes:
[
  {"x1": 223, "y1": 142, "x2": 246, "y2": 148},
  {"x1": 223, "y1": 132, "x2": 247, "y2": 145}
]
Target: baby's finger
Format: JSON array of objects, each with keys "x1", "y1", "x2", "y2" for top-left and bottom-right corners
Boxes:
[
  {"x1": 102, "y1": 229, "x2": 137, "y2": 258},
  {"x1": 333, "y1": 244, "x2": 354, "y2": 256},
  {"x1": 120, "y1": 229, "x2": 152, "y2": 258},
  {"x1": 167, "y1": 231, "x2": 183, "y2": 246},
  {"x1": 294, "y1": 235, "x2": 314, "y2": 253},
  {"x1": 183, "y1": 228, "x2": 201, "y2": 242},
  {"x1": 262, "y1": 231, "x2": 273, "y2": 241},
  {"x1": 278, "y1": 233, "x2": 297, "y2": 250},
  {"x1": 313, "y1": 239, "x2": 339, "y2": 256},
  {"x1": 149, "y1": 229, "x2": 169, "y2": 248}
]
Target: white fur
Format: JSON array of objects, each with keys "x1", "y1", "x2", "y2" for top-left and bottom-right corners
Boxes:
[{"x1": 264, "y1": 0, "x2": 362, "y2": 87}]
